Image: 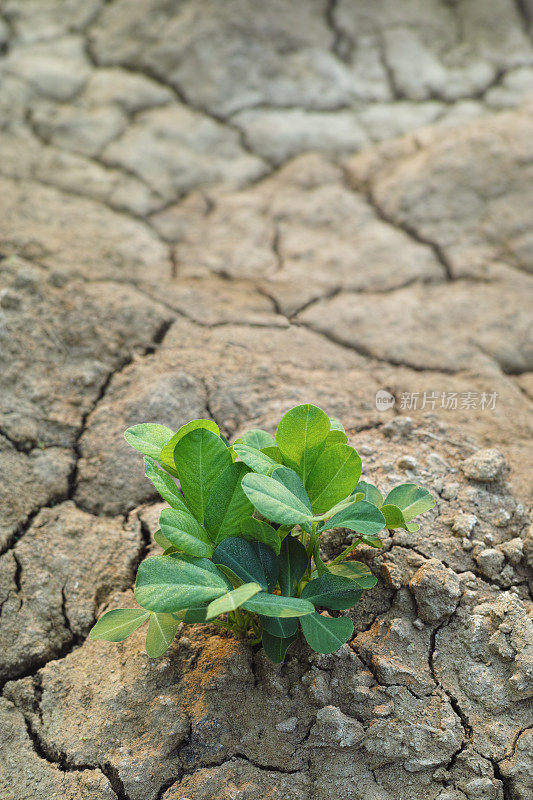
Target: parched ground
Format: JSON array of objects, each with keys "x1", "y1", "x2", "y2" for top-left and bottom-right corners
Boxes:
[{"x1": 0, "y1": 2, "x2": 532, "y2": 799}]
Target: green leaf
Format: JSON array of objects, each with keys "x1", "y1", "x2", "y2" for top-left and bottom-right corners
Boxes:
[
  {"x1": 241, "y1": 473, "x2": 314, "y2": 526},
  {"x1": 329, "y1": 418, "x2": 345, "y2": 433},
  {"x1": 204, "y1": 462, "x2": 253, "y2": 543},
  {"x1": 239, "y1": 518, "x2": 281, "y2": 555},
  {"x1": 243, "y1": 592, "x2": 315, "y2": 618},
  {"x1": 259, "y1": 615, "x2": 298, "y2": 638},
  {"x1": 172, "y1": 554, "x2": 232, "y2": 584},
  {"x1": 261, "y1": 445, "x2": 284, "y2": 463},
  {"x1": 241, "y1": 429, "x2": 276, "y2": 449},
  {"x1": 124, "y1": 424, "x2": 174, "y2": 460},
  {"x1": 232, "y1": 443, "x2": 278, "y2": 475},
  {"x1": 262, "y1": 631, "x2": 297, "y2": 664},
  {"x1": 327, "y1": 561, "x2": 377, "y2": 589},
  {"x1": 300, "y1": 612, "x2": 354, "y2": 654},
  {"x1": 361, "y1": 535, "x2": 383, "y2": 548},
  {"x1": 318, "y1": 500, "x2": 385, "y2": 536},
  {"x1": 144, "y1": 458, "x2": 189, "y2": 510},
  {"x1": 135, "y1": 555, "x2": 227, "y2": 612},
  {"x1": 324, "y1": 428, "x2": 348, "y2": 446},
  {"x1": 159, "y1": 508, "x2": 213, "y2": 558},
  {"x1": 212, "y1": 537, "x2": 271, "y2": 589},
  {"x1": 383, "y1": 484, "x2": 435, "y2": 522},
  {"x1": 172, "y1": 428, "x2": 233, "y2": 523},
  {"x1": 251, "y1": 541, "x2": 279, "y2": 591},
  {"x1": 271, "y1": 467, "x2": 312, "y2": 512},
  {"x1": 276, "y1": 404, "x2": 330, "y2": 482},
  {"x1": 205, "y1": 582, "x2": 261, "y2": 620},
  {"x1": 300, "y1": 574, "x2": 363, "y2": 611},
  {"x1": 89, "y1": 609, "x2": 149, "y2": 642},
  {"x1": 306, "y1": 444, "x2": 362, "y2": 514},
  {"x1": 154, "y1": 529, "x2": 174, "y2": 550},
  {"x1": 160, "y1": 419, "x2": 220, "y2": 471},
  {"x1": 353, "y1": 481, "x2": 383, "y2": 508},
  {"x1": 215, "y1": 564, "x2": 245, "y2": 588},
  {"x1": 313, "y1": 541, "x2": 329, "y2": 577},
  {"x1": 145, "y1": 612, "x2": 181, "y2": 657},
  {"x1": 325, "y1": 418, "x2": 348, "y2": 446},
  {"x1": 278, "y1": 535, "x2": 308, "y2": 597},
  {"x1": 181, "y1": 605, "x2": 209, "y2": 623}
]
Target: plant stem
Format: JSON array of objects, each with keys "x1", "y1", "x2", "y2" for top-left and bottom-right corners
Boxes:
[{"x1": 328, "y1": 537, "x2": 363, "y2": 565}]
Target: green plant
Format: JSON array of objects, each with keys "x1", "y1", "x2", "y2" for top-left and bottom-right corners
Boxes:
[{"x1": 90, "y1": 405, "x2": 435, "y2": 662}]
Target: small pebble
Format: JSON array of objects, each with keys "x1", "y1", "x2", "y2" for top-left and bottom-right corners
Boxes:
[
  {"x1": 397, "y1": 455, "x2": 418, "y2": 470},
  {"x1": 0, "y1": 289, "x2": 21, "y2": 309},
  {"x1": 461, "y1": 449, "x2": 506, "y2": 482}
]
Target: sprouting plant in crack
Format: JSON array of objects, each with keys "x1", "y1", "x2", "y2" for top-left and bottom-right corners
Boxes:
[{"x1": 90, "y1": 405, "x2": 435, "y2": 663}]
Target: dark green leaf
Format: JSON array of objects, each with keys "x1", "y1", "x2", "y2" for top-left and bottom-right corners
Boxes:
[
  {"x1": 239, "y1": 518, "x2": 281, "y2": 555},
  {"x1": 278, "y1": 535, "x2": 308, "y2": 597},
  {"x1": 212, "y1": 537, "x2": 270, "y2": 589},
  {"x1": 241, "y1": 473, "x2": 314, "y2": 526},
  {"x1": 318, "y1": 500, "x2": 385, "y2": 536},
  {"x1": 306, "y1": 444, "x2": 362, "y2": 514},
  {"x1": 159, "y1": 508, "x2": 213, "y2": 558},
  {"x1": 124, "y1": 424, "x2": 174, "y2": 460},
  {"x1": 181, "y1": 605, "x2": 209, "y2": 623},
  {"x1": 276, "y1": 404, "x2": 330, "y2": 481},
  {"x1": 172, "y1": 428, "x2": 232, "y2": 523},
  {"x1": 145, "y1": 612, "x2": 181, "y2": 657},
  {"x1": 242, "y1": 592, "x2": 315, "y2": 618},
  {"x1": 300, "y1": 612, "x2": 354, "y2": 654},
  {"x1": 89, "y1": 609, "x2": 149, "y2": 642},
  {"x1": 204, "y1": 462, "x2": 253, "y2": 543},
  {"x1": 251, "y1": 541, "x2": 279, "y2": 591},
  {"x1": 300, "y1": 574, "x2": 363, "y2": 610},
  {"x1": 135, "y1": 555, "x2": 227, "y2": 612},
  {"x1": 261, "y1": 631, "x2": 297, "y2": 664},
  {"x1": 259, "y1": 615, "x2": 298, "y2": 638}
]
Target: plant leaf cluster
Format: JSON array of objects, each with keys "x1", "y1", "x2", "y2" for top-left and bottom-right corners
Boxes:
[{"x1": 90, "y1": 405, "x2": 435, "y2": 662}]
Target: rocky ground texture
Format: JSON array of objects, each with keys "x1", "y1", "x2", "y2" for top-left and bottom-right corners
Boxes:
[{"x1": 0, "y1": 1, "x2": 532, "y2": 799}]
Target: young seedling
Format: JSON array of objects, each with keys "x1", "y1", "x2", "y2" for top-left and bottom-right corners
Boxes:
[{"x1": 90, "y1": 405, "x2": 435, "y2": 662}]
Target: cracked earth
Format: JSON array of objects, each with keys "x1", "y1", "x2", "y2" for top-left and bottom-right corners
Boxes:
[{"x1": 0, "y1": 1, "x2": 532, "y2": 799}]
